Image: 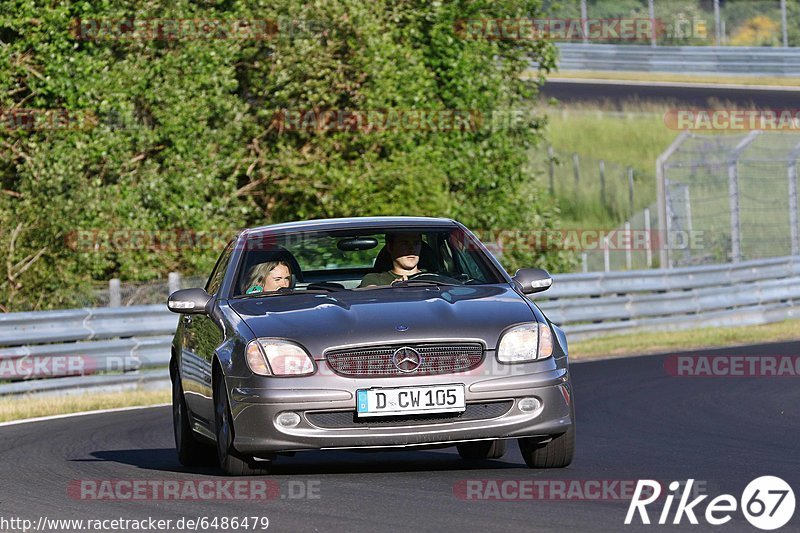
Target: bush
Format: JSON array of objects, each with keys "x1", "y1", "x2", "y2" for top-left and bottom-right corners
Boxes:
[{"x1": 0, "y1": 0, "x2": 573, "y2": 311}]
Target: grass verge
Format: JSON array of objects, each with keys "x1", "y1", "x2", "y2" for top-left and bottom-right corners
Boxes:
[
  {"x1": 570, "y1": 319, "x2": 800, "y2": 360},
  {"x1": 543, "y1": 70, "x2": 800, "y2": 87},
  {"x1": 0, "y1": 388, "x2": 170, "y2": 423}
]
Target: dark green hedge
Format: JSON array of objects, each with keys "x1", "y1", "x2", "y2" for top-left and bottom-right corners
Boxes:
[{"x1": 0, "y1": 0, "x2": 573, "y2": 311}]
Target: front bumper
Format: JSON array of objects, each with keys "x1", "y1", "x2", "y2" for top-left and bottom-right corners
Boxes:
[{"x1": 226, "y1": 356, "x2": 573, "y2": 454}]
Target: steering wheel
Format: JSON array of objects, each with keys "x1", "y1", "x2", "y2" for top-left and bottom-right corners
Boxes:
[{"x1": 405, "y1": 271, "x2": 463, "y2": 284}]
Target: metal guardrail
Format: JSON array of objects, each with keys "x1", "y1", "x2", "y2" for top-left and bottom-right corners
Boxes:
[
  {"x1": 0, "y1": 306, "x2": 176, "y2": 396},
  {"x1": 1, "y1": 256, "x2": 798, "y2": 395},
  {"x1": 538, "y1": 256, "x2": 800, "y2": 339},
  {"x1": 553, "y1": 43, "x2": 800, "y2": 76}
]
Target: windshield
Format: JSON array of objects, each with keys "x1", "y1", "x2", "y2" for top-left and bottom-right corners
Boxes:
[{"x1": 232, "y1": 226, "x2": 504, "y2": 297}]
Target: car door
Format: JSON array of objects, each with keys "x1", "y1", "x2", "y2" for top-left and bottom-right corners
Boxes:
[{"x1": 181, "y1": 242, "x2": 233, "y2": 425}]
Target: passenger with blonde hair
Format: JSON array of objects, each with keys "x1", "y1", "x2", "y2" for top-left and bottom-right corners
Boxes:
[{"x1": 245, "y1": 260, "x2": 293, "y2": 294}]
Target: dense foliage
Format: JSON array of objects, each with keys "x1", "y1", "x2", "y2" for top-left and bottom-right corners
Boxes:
[{"x1": 0, "y1": 0, "x2": 575, "y2": 311}]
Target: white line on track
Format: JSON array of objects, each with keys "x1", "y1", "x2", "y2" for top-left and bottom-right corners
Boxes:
[{"x1": 0, "y1": 403, "x2": 170, "y2": 428}]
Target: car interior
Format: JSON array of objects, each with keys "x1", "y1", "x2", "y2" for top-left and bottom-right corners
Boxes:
[{"x1": 233, "y1": 229, "x2": 496, "y2": 295}]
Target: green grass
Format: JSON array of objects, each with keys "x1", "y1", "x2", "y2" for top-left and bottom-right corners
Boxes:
[
  {"x1": 0, "y1": 388, "x2": 169, "y2": 423},
  {"x1": 570, "y1": 319, "x2": 800, "y2": 360},
  {"x1": 531, "y1": 101, "x2": 679, "y2": 227}
]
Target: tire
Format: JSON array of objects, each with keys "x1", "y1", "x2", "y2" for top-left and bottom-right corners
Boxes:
[
  {"x1": 172, "y1": 373, "x2": 215, "y2": 466},
  {"x1": 213, "y1": 372, "x2": 272, "y2": 476},
  {"x1": 518, "y1": 426, "x2": 575, "y2": 468},
  {"x1": 456, "y1": 439, "x2": 507, "y2": 460}
]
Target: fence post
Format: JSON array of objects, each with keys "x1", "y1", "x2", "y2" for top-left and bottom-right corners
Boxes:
[
  {"x1": 781, "y1": 0, "x2": 789, "y2": 48},
  {"x1": 714, "y1": 0, "x2": 721, "y2": 45},
  {"x1": 603, "y1": 235, "x2": 610, "y2": 272},
  {"x1": 547, "y1": 145, "x2": 555, "y2": 196},
  {"x1": 572, "y1": 153, "x2": 580, "y2": 192},
  {"x1": 648, "y1": 0, "x2": 656, "y2": 46},
  {"x1": 627, "y1": 167, "x2": 635, "y2": 216},
  {"x1": 599, "y1": 159, "x2": 606, "y2": 208},
  {"x1": 644, "y1": 207, "x2": 653, "y2": 268},
  {"x1": 581, "y1": 252, "x2": 588, "y2": 273},
  {"x1": 624, "y1": 221, "x2": 632, "y2": 270},
  {"x1": 788, "y1": 142, "x2": 800, "y2": 256},
  {"x1": 109, "y1": 279, "x2": 121, "y2": 307},
  {"x1": 580, "y1": 0, "x2": 588, "y2": 44},
  {"x1": 656, "y1": 131, "x2": 691, "y2": 269},
  {"x1": 728, "y1": 131, "x2": 761, "y2": 263},
  {"x1": 168, "y1": 272, "x2": 182, "y2": 295}
]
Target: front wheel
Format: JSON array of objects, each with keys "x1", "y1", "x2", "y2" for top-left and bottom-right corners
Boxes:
[
  {"x1": 518, "y1": 426, "x2": 575, "y2": 468},
  {"x1": 213, "y1": 374, "x2": 272, "y2": 476},
  {"x1": 172, "y1": 373, "x2": 215, "y2": 466}
]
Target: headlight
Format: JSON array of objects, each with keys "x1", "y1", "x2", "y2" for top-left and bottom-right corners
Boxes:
[
  {"x1": 497, "y1": 322, "x2": 554, "y2": 363},
  {"x1": 245, "y1": 339, "x2": 315, "y2": 376}
]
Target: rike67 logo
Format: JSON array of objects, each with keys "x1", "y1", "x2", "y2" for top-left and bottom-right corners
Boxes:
[{"x1": 626, "y1": 477, "x2": 795, "y2": 530}]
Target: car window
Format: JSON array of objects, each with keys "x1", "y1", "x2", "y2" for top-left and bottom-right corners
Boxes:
[{"x1": 205, "y1": 241, "x2": 234, "y2": 295}]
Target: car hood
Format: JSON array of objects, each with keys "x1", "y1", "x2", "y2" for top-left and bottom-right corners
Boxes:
[{"x1": 228, "y1": 285, "x2": 536, "y2": 358}]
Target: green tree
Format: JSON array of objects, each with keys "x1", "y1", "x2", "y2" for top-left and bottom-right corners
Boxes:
[{"x1": 0, "y1": 0, "x2": 572, "y2": 311}]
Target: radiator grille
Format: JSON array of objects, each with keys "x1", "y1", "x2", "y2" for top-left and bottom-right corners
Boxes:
[{"x1": 325, "y1": 342, "x2": 483, "y2": 376}]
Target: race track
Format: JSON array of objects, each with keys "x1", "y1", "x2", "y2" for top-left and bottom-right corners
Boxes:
[
  {"x1": 540, "y1": 78, "x2": 800, "y2": 108},
  {"x1": 1, "y1": 341, "x2": 798, "y2": 532}
]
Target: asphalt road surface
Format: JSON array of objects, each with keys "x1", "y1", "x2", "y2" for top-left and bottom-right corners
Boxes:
[
  {"x1": 2, "y1": 341, "x2": 799, "y2": 532},
  {"x1": 540, "y1": 78, "x2": 800, "y2": 108}
]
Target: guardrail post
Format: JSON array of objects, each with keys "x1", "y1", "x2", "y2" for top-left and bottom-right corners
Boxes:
[
  {"x1": 109, "y1": 279, "x2": 121, "y2": 307},
  {"x1": 713, "y1": 0, "x2": 721, "y2": 45},
  {"x1": 168, "y1": 272, "x2": 182, "y2": 295},
  {"x1": 603, "y1": 235, "x2": 610, "y2": 272},
  {"x1": 648, "y1": 0, "x2": 656, "y2": 46},
  {"x1": 581, "y1": 252, "x2": 588, "y2": 273}
]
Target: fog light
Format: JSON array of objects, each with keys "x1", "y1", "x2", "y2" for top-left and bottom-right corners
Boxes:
[
  {"x1": 276, "y1": 411, "x2": 301, "y2": 428},
  {"x1": 518, "y1": 397, "x2": 542, "y2": 413}
]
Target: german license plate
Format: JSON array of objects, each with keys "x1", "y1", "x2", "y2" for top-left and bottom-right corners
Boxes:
[{"x1": 356, "y1": 384, "x2": 466, "y2": 417}]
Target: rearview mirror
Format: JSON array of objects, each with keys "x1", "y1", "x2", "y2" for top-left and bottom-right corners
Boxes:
[
  {"x1": 512, "y1": 268, "x2": 553, "y2": 294},
  {"x1": 168, "y1": 288, "x2": 212, "y2": 314}
]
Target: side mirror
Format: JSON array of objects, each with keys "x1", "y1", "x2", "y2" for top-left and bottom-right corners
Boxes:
[
  {"x1": 512, "y1": 268, "x2": 553, "y2": 294},
  {"x1": 168, "y1": 288, "x2": 212, "y2": 314}
]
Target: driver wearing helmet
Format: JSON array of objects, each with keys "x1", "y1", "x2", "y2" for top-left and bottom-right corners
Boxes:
[{"x1": 359, "y1": 232, "x2": 424, "y2": 287}]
